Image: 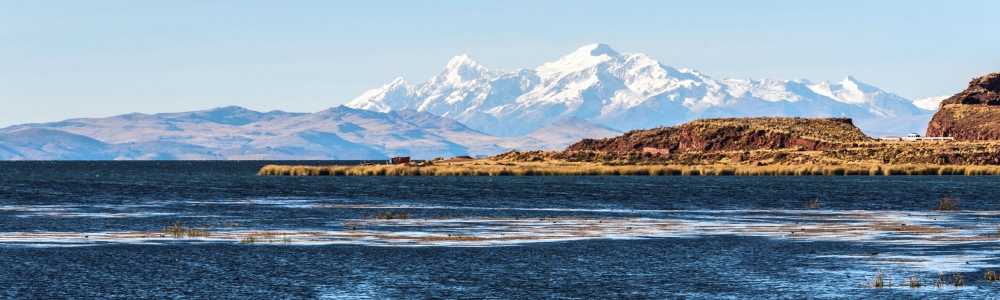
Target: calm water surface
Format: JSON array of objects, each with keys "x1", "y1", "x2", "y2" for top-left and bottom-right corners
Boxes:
[{"x1": 1, "y1": 161, "x2": 998, "y2": 298}]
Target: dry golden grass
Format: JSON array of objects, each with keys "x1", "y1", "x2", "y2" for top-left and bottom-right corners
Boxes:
[
  {"x1": 683, "y1": 117, "x2": 872, "y2": 144},
  {"x1": 258, "y1": 162, "x2": 1000, "y2": 176}
]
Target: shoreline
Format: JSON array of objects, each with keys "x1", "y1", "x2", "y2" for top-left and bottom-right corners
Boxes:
[{"x1": 258, "y1": 161, "x2": 1000, "y2": 176}]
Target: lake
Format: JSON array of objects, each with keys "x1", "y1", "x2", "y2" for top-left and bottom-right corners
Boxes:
[{"x1": 1, "y1": 161, "x2": 998, "y2": 298}]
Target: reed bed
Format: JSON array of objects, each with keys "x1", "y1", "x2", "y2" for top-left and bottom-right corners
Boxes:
[
  {"x1": 239, "y1": 231, "x2": 291, "y2": 244},
  {"x1": 164, "y1": 220, "x2": 210, "y2": 238},
  {"x1": 258, "y1": 163, "x2": 1000, "y2": 176}
]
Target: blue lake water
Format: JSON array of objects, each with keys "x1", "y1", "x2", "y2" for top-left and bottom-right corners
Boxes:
[{"x1": 1, "y1": 161, "x2": 998, "y2": 298}]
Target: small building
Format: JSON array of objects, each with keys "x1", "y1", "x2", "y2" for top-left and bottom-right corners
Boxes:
[{"x1": 390, "y1": 157, "x2": 411, "y2": 165}]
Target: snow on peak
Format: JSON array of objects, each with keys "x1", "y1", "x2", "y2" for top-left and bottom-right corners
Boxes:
[
  {"x1": 837, "y1": 76, "x2": 880, "y2": 93},
  {"x1": 346, "y1": 44, "x2": 925, "y2": 136},
  {"x1": 345, "y1": 77, "x2": 416, "y2": 113},
  {"x1": 389, "y1": 77, "x2": 409, "y2": 86},
  {"x1": 912, "y1": 95, "x2": 950, "y2": 111},
  {"x1": 445, "y1": 54, "x2": 482, "y2": 69},
  {"x1": 584, "y1": 43, "x2": 620, "y2": 57},
  {"x1": 536, "y1": 43, "x2": 622, "y2": 75},
  {"x1": 439, "y1": 54, "x2": 489, "y2": 83}
]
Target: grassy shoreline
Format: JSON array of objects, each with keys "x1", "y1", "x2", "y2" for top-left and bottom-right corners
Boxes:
[{"x1": 258, "y1": 162, "x2": 1000, "y2": 176}]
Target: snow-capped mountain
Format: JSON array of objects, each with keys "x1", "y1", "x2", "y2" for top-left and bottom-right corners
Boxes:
[
  {"x1": 347, "y1": 44, "x2": 933, "y2": 137},
  {"x1": 912, "y1": 95, "x2": 950, "y2": 110}
]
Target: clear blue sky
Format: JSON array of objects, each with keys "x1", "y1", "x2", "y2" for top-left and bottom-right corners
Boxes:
[{"x1": 2, "y1": 0, "x2": 999, "y2": 127}]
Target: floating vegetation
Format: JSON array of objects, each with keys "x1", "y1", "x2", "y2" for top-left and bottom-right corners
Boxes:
[
  {"x1": 805, "y1": 198, "x2": 821, "y2": 209},
  {"x1": 985, "y1": 269, "x2": 998, "y2": 281},
  {"x1": 164, "y1": 220, "x2": 210, "y2": 238},
  {"x1": 939, "y1": 195, "x2": 961, "y2": 211},
  {"x1": 865, "y1": 270, "x2": 975, "y2": 289},
  {"x1": 953, "y1": 273, "x2": 965, "y2": 286}
]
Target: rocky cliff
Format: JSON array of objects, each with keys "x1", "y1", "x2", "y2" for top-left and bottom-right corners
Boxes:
[
  {"x1": 926, "y1": 72, "x2": 1000, "y2": 140},
  {"x1": 566, "y1": 117, "x2": 872, "y2": 154}
]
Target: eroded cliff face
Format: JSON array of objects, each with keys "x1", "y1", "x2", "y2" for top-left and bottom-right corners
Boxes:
[
  {"x1": 926, "y1": 72, "x2": 1000, "y2": 140},
  {"x1": 566, "y1": 117, "x2": 871, "y2": 154}
]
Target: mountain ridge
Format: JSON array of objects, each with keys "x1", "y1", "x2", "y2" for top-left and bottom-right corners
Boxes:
[
  {"x1": 0, "y1": 106, "x2": 620, "y2": 160},
  {"x1": 347, "y1": 43, "x2": 934, "y2": 137}
]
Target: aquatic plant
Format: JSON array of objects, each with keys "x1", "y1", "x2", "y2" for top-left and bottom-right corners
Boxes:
[
  {"x1": 865, "y1": 269, "x2": 891, "y2": 288},
  {"x1": 938, "y1": 195, "x2": 960, "y2": 211},
  {"x1": 239, "y1": 231, "x2": 288, "y2": 244},
  {"x1": 164, "y1": 220, "x2": 210, "y2": 238},
  {"x1": 905, "y1": 273, "x2": 924, "y2": 288},
  {"x1": 805, "y1": 198, "x2": 821, "y2": 209},
  {"x1": 953, "y1": 273, "x2": 965, "y2": 286},
  {"x1": 985, "y1": 269, "x2": 998, "y2": 281}
]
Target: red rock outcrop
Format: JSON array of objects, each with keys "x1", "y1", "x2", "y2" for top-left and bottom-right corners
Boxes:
[
  {"x1": 926, "y1": 72, "x2": 1000, "y2": 140},
  {"x1": 567, "y1": 117, "x2": 872, "y2": 154}
]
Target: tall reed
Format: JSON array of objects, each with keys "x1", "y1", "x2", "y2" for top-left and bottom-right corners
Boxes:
[{"x1": 258, "y1": 163, "x2": 1000, "y2": 177}]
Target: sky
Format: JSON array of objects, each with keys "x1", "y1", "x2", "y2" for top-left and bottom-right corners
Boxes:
[{"x1": 2, "y1": 0, "x2": 999, "y2": 127}]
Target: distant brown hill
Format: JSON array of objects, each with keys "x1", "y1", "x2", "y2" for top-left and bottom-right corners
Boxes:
[
  {"x1": 566, "y1": 117, "x2": 873, "y2": 154},
  {"x1": 926, "y1": 72, "x2": 1000, "y2": 140}
]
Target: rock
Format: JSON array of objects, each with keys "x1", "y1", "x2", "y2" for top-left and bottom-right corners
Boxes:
[
  {"x1": 567, "y1": 117, "x2": 871, "y2": 154},
  {"x1": 926, "y1": 72, "x2": 1000, "y2": 140}
]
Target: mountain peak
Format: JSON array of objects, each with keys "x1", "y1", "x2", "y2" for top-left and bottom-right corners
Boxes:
[
  {"x1": 537, "y1": 43, "x2": 623, "y2": 74},
  {"x1": 445, "y1": 54, "x2": 482, "y2": 69},
  {"x1": 837, "y1": 76, "x2": 879, "y2": 93},
  {"x1": 439, "y1": 54, "x2": 488, "y2": 82},
  {"x1": 581, "y1": 43, "x2": 619, "y2": 57},
  {"x1": 563, "y1": 43, "x2": 622, "y2": 60},
  {"x1": 388, "y1": 77, "x2": 409, "y2": 86}
]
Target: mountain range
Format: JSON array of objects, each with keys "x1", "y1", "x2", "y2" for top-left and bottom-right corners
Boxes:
[
  {"x1": 1, "y1": 43, "x2": 951, "y2": 160},
  {"x1": 347, "y1": 43, "x2": 937, "y2": 137},
  {"x1": 0, "y1": 106, "x2": 619, "y2": 160}
]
